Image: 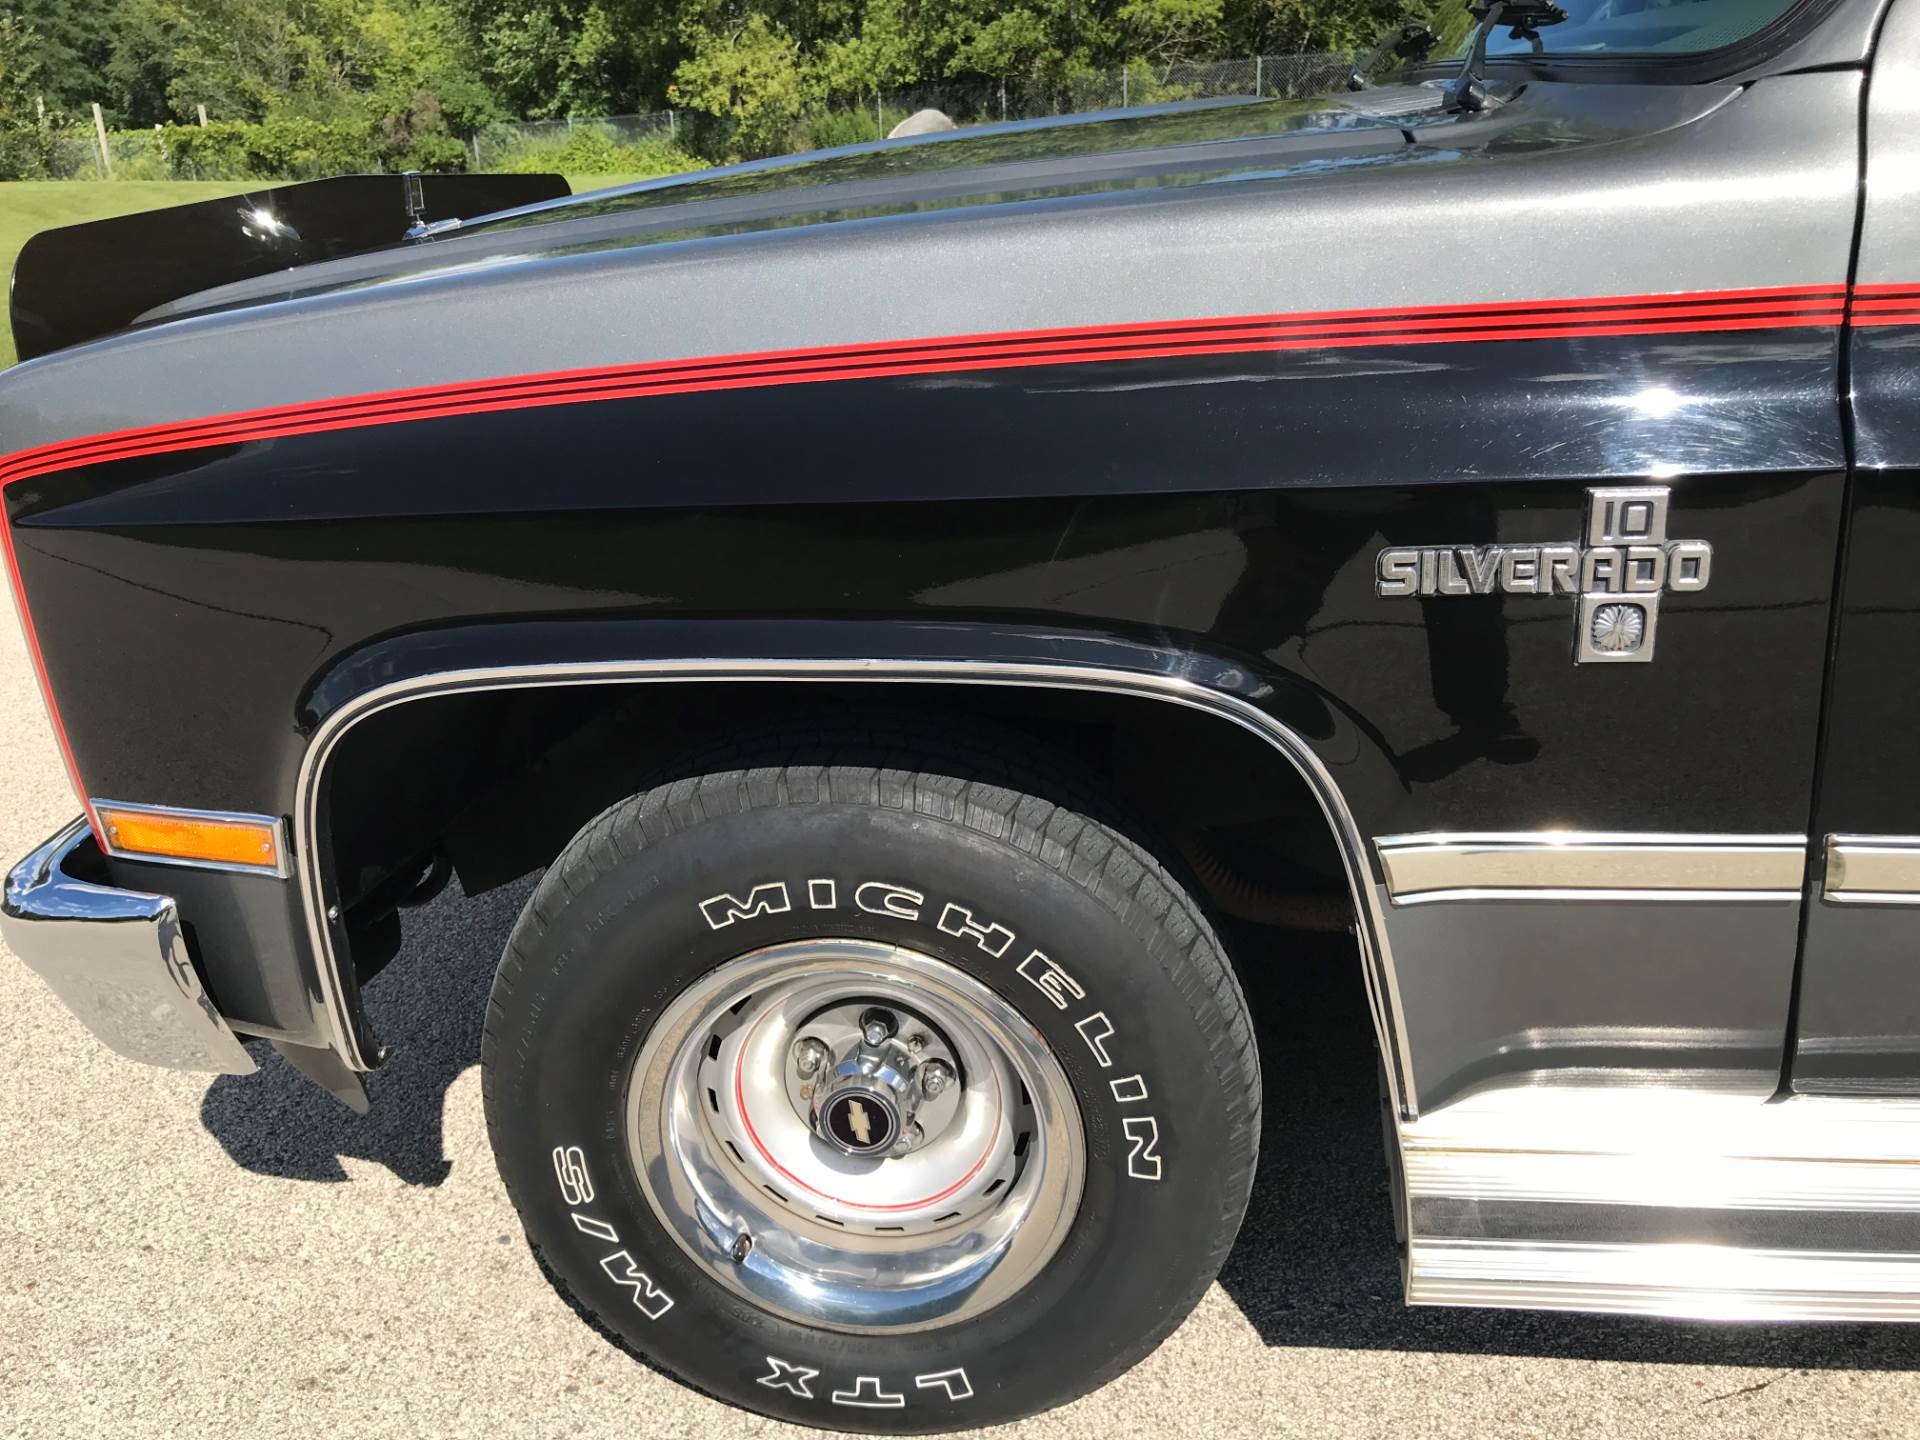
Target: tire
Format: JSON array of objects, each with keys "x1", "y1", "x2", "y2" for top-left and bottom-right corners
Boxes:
[{"x1": 482, "y1": 744, "x2": 1260, "y2": 1433}]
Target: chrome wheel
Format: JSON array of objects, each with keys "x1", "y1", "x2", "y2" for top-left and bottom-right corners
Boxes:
[{"x1": 627, "y1": 938, "x2": 1085, "y2": 1332}]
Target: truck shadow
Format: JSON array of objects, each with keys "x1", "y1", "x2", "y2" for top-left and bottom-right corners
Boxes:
[
  {"x1": 197, "y1": 878, "x2": 535, "y2": 1187},
  {"x1": 1221, "y1": 938, "x2": 1920, "y2": 1372},
  {"x1": 199, "y1": 890, "x2": 1920, "y2": 1371}
]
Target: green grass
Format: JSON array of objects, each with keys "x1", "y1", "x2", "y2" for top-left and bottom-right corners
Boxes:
[
  {"x1": 1, "y1": 180, "x2": 268, "y2": 367},
  {"x1": 0, "y1": 174, "x2": 658, "y2": 368}
]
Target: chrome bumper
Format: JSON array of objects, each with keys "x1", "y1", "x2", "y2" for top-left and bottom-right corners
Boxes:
[{"x1": 1, "y1": 818, "x2": 256, "y2": 1074}]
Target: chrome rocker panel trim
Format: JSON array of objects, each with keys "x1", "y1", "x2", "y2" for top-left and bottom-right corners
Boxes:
[
  {"x1": 1, "y1": 817, "x2": 257, "y2": 1074},
  {"x1": 292, "y1": 656, "x2": 1417, "y2": 1125},
  {"x1": 1410, "y1": 1239, "x2": 1920, "y2": 1321},
  {"x1": 1375, "y1": 831, "x2": 1808, "y2": 905},
  {"x1": 1402, "y1": 1088, "x2": 1920, "y2": 1212},
  {"x1": 1402, "y1": 1086, "x2": 1920, "y2": 1321}
]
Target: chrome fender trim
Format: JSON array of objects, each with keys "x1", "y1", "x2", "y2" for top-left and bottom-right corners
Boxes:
[
  {"x1": 1823, "y1": 835, "x2": 1920, "y2": 904},
  {"x1": 292, "y1": 656, "x2": 1416, "y2": 1125}
]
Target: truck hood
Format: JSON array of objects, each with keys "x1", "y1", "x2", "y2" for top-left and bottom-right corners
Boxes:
[{"x1": 137, "y1": 78, "x2": 1738, "y2": 330}]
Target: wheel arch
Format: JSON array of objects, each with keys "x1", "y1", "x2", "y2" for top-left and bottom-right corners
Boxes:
[{"x1": 293, "y1": 617, "x2": 1413, "y2": 1117}]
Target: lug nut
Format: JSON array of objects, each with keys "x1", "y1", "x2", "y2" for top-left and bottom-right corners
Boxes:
[
  {"x1": 731, "y1": 1232, "x2": 753, "y2": 1263},
  {"x1": 792, "y1": 1037, "x2": 830, "y2": 1077},
  {"x1": 908, "y1": 1033, "x2": 928, "y2": 1054},
  {"x1": 860, "y1": 1007, "x2": 898, "y2": 1046},
  {"x1": 894, "y1": 1121, "x2": 925, "y2": 1155},
  {"x1": 918, "y1": 1059, "x2": 955, "y2": 1097}
]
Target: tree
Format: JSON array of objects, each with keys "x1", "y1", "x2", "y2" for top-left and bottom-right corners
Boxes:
[
  {"x1": 452, "y1": 0, "x2": 681, "y2": 118},
  {"x1": 670, "y1": 10, "x2": 812, "y2": 156},
  {"x1": 1238, "y1": 0, "x2": 1413, "y2": 55},
  {"x1": 15, "y1": 0, "x2": 114, "y2": 115},
  {"x1": 103, "y1": 0, "x2": 368, "y2": 122},
  {"x1": 0, "y1": 10, "x2": 57, "y2": 179},
  {"x1": 357, "y1": 0, "x2": 501, "y2": 154},
  {"x1": 808, "y1": 0, "x2": 922, "y2": 107}
]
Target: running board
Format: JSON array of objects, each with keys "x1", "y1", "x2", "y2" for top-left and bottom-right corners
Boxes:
[
  {"x1": 1411, "y1": 1240, "x2": 1920, "y2": 1320},
  {"x1": 1399, "y1": 1088, "x2": 1920, "y2": 1322}
]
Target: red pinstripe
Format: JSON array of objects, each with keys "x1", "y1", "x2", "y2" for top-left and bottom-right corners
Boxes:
[
  {"x1": 1845, "y1": 283, "x2": 1920, "y2": 328},
  {"x1": 0, "y1": 278, "x2": 1910, "y2": 839},
  {"x1": 0, "y1": 285, "x2": 1858, "y2": 491}
]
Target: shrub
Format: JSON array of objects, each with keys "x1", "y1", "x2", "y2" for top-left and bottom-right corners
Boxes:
[
  {"x1": 803, "y1": 105, "x2": 893, "y2": 151},
  {"x1": 107, "y1": 141, "x2": 179, "y2": 181},
  {"x1": 392, "y1": 132, "x2": 469, "y2": 173},
  {"x1": 121, "y1": 118, "x2": 385, "y2": 180},
  {"x1": 494, "y1": 126, "x2": 703, "y2": 179},
  {"x1": 0, "y1": 123, "x2": 55, "y2": 180}
]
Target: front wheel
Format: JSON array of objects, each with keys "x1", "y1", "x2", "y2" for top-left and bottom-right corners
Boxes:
[{"x1": 482, "y1": 749, "x2": 1260, "y2": 1431}]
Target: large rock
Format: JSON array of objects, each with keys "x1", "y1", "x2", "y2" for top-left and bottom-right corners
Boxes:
[{"x1": 888, "y1": 108, "x2": 958, "y2": 138}]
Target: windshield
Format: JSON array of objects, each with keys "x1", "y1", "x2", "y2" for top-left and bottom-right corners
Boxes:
[{"x1": 1478, "y1": 0, "x2": 1804, "y2": 58}]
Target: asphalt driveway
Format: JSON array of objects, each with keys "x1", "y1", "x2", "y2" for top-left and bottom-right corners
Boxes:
[{"x1": 1, "y1": 580, "x2": 1915, "y2": 1439}]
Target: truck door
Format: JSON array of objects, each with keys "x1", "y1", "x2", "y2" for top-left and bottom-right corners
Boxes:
[{"x1": 1792, "y1": 0, "x2": 1920, "y2": 1093}]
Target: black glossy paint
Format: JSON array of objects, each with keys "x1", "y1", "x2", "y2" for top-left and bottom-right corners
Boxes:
[
  {"x1": 108, "y1": 854, "x2": 325, "y2": 1043},
  {"x1": 2, "y1": 327, "x2": 1849, "y2": 1064}
]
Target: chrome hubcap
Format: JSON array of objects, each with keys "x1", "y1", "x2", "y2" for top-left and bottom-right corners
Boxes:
[
  {"x1": 628, "y1": 939, "x2": 1085, "y2": 1331},
  {"x1": 799, "y1": 1001, "x2": 957, "y2": 1158}
]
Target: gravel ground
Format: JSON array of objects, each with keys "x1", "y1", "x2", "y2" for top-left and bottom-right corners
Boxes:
[{"x1": 0, "y1": 580, "x2": 1916, "y2": 1439}]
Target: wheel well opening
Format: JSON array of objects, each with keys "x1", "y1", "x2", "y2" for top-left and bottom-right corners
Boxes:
[{"x1": 321, "y1": 679, "x2": 1353, "y2": 984}]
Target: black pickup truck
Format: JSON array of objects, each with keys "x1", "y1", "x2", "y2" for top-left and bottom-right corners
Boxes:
[{"x1": 5, "y1": 0, "x2": 1919, "y2": 1428}]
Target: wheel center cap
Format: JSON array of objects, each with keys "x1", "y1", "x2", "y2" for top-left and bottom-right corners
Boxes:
[{"x1": 820, "y1": 1086, "x2": 901, "y2": 1155}]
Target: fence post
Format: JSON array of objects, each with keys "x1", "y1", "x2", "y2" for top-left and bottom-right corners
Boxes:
[
  {"x1": 1000, "y1": 81, "x2": 1007, "y2": 122},
  {"x1": 91, "y1": 102, "x2": 112, "y2": 176},
  {"x1": 468, "y1": 134, "x2": 480, "y2": 168},
  {"x1": 35, "y1": 94, "x2": 44, "y2": 128},
  {"x1": 197, "y1": 103, "x2": 208, "y2": 127},
  {"x1": 669, "y1": 108, "x2": 676, "y2": 140},
  {"x1": 1122, "y1": 69, "x2": 1128, "y2": 107},
  {"x1": 876, "y1": 94, "x2": 883, "y2": 130},
  {"x1": 1254, "y1": 56, "x2": 1263, "y2": 97}
]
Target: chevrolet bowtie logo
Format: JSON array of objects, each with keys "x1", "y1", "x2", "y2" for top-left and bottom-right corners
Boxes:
[
  {"x1": 1373, "y1": 486, "x2": 1713, "y2": 664},
  {"x1": 847, "y1": 1099, "x2": 872, "y2": 1145}
]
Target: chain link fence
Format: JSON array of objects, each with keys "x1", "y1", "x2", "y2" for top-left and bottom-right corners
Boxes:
[{"x1": 45, "y1": 131, "x2": 145, "y2": 179}]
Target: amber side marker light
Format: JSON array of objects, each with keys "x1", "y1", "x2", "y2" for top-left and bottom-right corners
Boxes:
[{"x1": 95, "y1": 804, "x2": 286, "y2": 876}]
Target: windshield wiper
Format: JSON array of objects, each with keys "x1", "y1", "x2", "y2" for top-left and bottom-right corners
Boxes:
[
  {"x1": 1347, "y1": 22, "x2": 1439, "y2": 91},
  {"x1": 1445, "y1": 0, "x2": 1569, "y2": 112}
]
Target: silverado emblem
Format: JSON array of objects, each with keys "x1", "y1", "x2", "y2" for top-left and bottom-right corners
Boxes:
[{"x1": 1374, "y1": 486, "x2": 1712, "y2": 663}]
